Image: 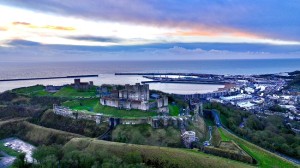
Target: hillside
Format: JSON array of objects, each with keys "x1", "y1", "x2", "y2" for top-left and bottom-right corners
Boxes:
[
  {"x1": 112, "y1": 124, "x2": 182, "y2": 147},
  {"x1": 0, "y1": 119, "x2": 83, "y2": 145},
  {"x1": 218, "y1": 127, "x2": 298, "y2": 168},
  {"x1": 64, "y1": 138, "x2": 254, "y2": 168}
]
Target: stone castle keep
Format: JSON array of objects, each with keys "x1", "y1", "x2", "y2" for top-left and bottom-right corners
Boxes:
[
  {"x1": 73, "y1": 79, "x2": 93, "y2": 91},
  {"x1": 100, "y1": 83, "x2": 169, "y2": 112}
]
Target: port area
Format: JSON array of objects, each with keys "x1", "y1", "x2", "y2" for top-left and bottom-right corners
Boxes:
[{"x1": 115, "y1": 72, "x2": 231, "y2": 85}]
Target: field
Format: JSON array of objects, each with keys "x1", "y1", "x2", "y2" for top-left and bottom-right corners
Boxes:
[
  {"x1": 169, "y1": 104, "x2": 180, "y2": 116},
  {"x1": 53, "y1": 86, "x2": 97, "y2": 98},
  {"x1": 64, "y1": 138, "x2": 254, "y2": 168},
  {"x1": 63, "y1": 98, "x2": 158, "y2": 118},
  {"x1": 13, "y1": 85, "x2": 97, "y2": 98},
  {"x1": 218, "y1": 127, "x2": 298, "y2": 168},
  {"x1": 13, "y1": 85, "x2": 50, "y2": 96}
]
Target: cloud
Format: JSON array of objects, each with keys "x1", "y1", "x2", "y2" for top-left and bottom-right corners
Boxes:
[
  {"x1": 12, "y1": 21, "x2": 31, "y2": 26},
  {"x1": 0, "y1": 27, "x2": 7, "y2": 31},
  {"x1": 12, "y1": 21, "x2": 75, "y2": 31},
  {"x1": 67, "y1": 36, "x2": 123, "y2": 43},
  {"x1": 2, "y1": 0, "x2": 300, "y2": 41},
  {"x1": 42, "y1": 25, "x2": 75, "y2": 31},
  {"x1": 1, "y1": 41, "x2": 299, "y2": 62}
]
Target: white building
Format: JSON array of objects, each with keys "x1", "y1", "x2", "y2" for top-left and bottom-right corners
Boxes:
[
  {"x1": 182, "y1": 131, "x2": 196, "y2": 148},
  {"x1": 237, "y1": 101, "x2": 255, "y2": 110},
  {"x1": 220, "y1": 94, "x2": 252, "y2": 101}
]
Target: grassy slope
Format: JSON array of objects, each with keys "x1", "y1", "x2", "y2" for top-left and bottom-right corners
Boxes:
[
  {"x1": 219, "y1": 127, "x2": 298, "y2": 168},
  {"x1": 112, "y1": 124, "x2": 182, "y2": 147},
  {"x1": 64, "y1": 138, "x2": 254, "y2": 168},
  {"x1": 13, "y1": 85, "x2": 97, "y2": 98},
  {"x1": 0, "y1": 119, "x2": 83, "y2": 145},
  {"x1": 13, "y1": 85, "x2": 50, "y2": 96},
  {"x1": 169, "y1": 104, "x2": 180, "y2": 116},
  {"x1": 218, "y1": 128, "x2": 230, "y2": 141},
  {"x1": 63, "y1": 98, "x2": 158, "y2": 118},
  {"x1": 0, "y1": 143, "x2": 20, "y2": 157},
  {"x1": 54, "y1": 86, "x2": 97, "y2": 98}
]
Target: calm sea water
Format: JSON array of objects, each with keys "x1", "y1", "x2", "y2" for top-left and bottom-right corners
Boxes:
[{"x1": 0, "y1": 59, "x2": 299, "y2": 94}]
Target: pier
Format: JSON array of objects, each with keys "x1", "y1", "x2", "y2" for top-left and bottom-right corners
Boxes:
[
  {"x1": 0, "y1": 75, "x2": 98, "y2": 82},
  {"x1": 115, "y1": 72, "x2": 220, "y2": 77},
  {"x1": 141, "y1": 80, "x2": 227, "y2": 85}
]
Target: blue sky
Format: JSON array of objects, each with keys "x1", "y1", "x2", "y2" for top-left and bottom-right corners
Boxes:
[{"x1": 0, "y1": 0, "x2": 300, "y2": 61}]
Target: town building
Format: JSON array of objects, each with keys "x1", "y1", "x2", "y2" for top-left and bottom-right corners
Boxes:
[{"x1": 182, "y1": 131, "x2": 197, "y2": 148}]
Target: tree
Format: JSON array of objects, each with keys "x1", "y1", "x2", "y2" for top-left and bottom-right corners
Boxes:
[{"x1": 13, "y1": 153, "x2": 29, "y2": 168}]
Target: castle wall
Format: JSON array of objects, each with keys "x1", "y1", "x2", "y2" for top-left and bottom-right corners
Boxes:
[
  {"x1": 122, "y1": 83, "x2": 149, "y2": 101},
  {"x1": 157, "y1": 98, "x2": 163, "y2": 108},
  {"x1": 100, "y1": 98, "x2": 119, "y2": 108},
  {"x1": 163, "y1": 96, "x2": 168, "y2": 106},
  {"x1": 54, "y1": 105, "x2": 193, "y2": 129}
]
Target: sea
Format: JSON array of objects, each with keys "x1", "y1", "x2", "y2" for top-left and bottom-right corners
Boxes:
[{"x1": 0, "y1": 59, "x2": 299, "y2": 94}]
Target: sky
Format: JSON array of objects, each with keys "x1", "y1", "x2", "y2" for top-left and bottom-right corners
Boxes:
[{"x1": 0, "y1": 0, "x2": 300, "y2": 61}]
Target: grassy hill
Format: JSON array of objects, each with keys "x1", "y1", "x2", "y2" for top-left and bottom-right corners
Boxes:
[
  {"x1": 37, "y1": 110, "x2": 109, "y2": 137},
  {"x1": 112, "y1": 124, "x2": 182, "y2": 147},
  {"x1": 0, "y1": 119, "x2": 83, "y2": 145},
  {"x1": 218, "y1": 127, "x2": 298, "y2": 168},
  {"x1": 13, "y1": 85, "x2": 97, "y2": 98},
  {"x1": 63, "y1": 98, "x2": 158, "y2": 118},
  {"x1": 53, "y1": 86, "x2": 97, "y2": 98},
  {"x1": 64, "y1": 138, "x2": 254, "y2": 168}
]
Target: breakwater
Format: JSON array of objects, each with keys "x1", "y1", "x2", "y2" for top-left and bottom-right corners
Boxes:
[
  {"x1": 141, "y1": 80, "x2": 227, "y2": 85},
  {"x1": 0, "y1": 74, "x2": 98, "y2": 82},
  {"x1": 115, "y1": 72, "x2": 219, "y2": 77}
]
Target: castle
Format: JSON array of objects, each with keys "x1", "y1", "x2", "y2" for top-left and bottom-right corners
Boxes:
[
  {"x1": 100, "y1": 83, "x2": 169, "y2": 112},
  {"x1": 73, "y1": 79, "x2": 93, "y2": 91}
]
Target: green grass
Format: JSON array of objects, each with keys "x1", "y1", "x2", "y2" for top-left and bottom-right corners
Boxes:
[
  {"x1": 169, "y1": 104, "x2": 180, "y2": 116},
  {"x1": 63, "y1": 98, "x2": 98, "y2": 111},
  {"x1": 63, "y1": 98, "x2": 158, "y2": 118},
  {"x1": 218, "y1": 127, "x2": 297, "y2": 168},
  {"x1": 0, "y1": 142, "x2": 20, "y2": 157},
  {"x1": 54, "y1": 86, "x2": 97, "y2": 98},
  {"x1": 13, "y1": 85, "x2": 51, "y2": 96},
  {"x1": 218, "y1": 128, "x2": 230, "y2": 141},
  {"x1": 64, "y1": 138, "x2": 254, "y2": 168},
  {"x1": 13, "y1": 85, "x2": 98, "y2": 98}
]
